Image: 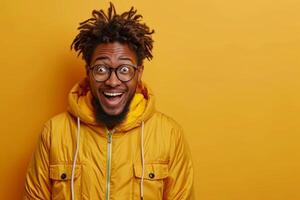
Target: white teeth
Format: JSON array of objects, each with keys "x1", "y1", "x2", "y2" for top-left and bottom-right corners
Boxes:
[{"x1": 104, "y1": 92, "x2": 123, "y2": 97}]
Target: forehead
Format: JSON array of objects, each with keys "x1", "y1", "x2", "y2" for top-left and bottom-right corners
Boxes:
[{"x1": 91, "y1": 42, "x2": 137, "y2": 64}]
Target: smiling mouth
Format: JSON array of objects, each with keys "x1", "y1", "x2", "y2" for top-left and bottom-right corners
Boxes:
[
  {"x1": 103, "y1": 92, "x2": 124, "y2": 100},
  {"x1": 103, "y1": 92, "x2": 124, "y2": 97},
  {"x1": 101, "y1": 91, "x2": 125, "y2": 107}
]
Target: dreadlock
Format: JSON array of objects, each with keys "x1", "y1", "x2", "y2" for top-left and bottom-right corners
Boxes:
[{"x1": 71, "y1": 2, "x2": 154, "y2": 68}]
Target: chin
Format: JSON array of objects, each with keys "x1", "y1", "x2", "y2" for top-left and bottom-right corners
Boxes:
[
  {"x1": 104, "y1": 108, "x2": 124, "y2": 116},
  {"x1": 101, "y1": 102, "x2": 126, "y2": 116}
]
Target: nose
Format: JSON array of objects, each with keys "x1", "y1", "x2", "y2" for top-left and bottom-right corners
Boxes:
[{"x1": 105, "y1": 70, "x2": 122, "y2": 87}]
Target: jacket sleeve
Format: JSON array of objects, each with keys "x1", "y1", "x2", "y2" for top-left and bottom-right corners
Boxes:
[
  {"x1": 164, "y1": 126, "x2": 195, "y2": 200},
  {"x1": 24, "y1": 122, "x2": 51, "y2": 200}
]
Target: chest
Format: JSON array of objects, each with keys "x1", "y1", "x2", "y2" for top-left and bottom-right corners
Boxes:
[{"x1": 49, "y1": 124, "x2": 170, "y2": 200}]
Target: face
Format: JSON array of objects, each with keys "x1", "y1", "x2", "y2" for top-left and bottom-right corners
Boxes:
[{"x1": 88, "y1": 42, "x2": 143, "y2": 116}]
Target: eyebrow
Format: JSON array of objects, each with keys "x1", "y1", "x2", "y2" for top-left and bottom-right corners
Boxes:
[
  {"x1": 94, "y1": 56, "x2": 134, "y2": 63},
  {"x1": 94, "y1": 56, "x2": 109, "y2": 62},
  {"x1": 119, "y1": 57, "x2": 133, "y2": 62}
]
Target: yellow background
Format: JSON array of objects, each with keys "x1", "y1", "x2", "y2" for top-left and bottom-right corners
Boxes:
[{"x1": 1, "y1": 0, "x2": 300, "y2": 199}]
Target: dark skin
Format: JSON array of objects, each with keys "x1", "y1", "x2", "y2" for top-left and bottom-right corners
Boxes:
[{"x1": 88, "y1": 42, "x2": 144, "y2": 128}]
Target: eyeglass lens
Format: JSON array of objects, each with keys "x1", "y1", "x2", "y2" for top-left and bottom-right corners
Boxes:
[{"x1": 93, "y1": 65, "x2": 136, "y2": 82}]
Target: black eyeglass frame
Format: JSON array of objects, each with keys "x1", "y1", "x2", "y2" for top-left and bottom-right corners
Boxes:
[{"x1": 89, "y1": 64, "x2": 139, "y2": 83}]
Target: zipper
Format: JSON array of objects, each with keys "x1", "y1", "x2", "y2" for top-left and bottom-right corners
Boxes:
[{"x1": 105, "y1": 129, "x2": 113, "y2": 200}]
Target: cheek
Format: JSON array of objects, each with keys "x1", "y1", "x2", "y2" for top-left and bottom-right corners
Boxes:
[
  {"x1": 127, "y1": 79, "x2": 139, "y2": 95},
  {"x1": 88, "y1": 78, "x2": 99, "y2": 96}
]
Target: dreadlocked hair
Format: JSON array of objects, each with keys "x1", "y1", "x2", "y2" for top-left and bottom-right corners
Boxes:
[{"x1": 71, "y1": 2, "x2": 154, "y2": 68}]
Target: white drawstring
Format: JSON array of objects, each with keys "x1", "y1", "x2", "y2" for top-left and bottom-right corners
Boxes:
[
  {"x1": 140, "y1": 121, "x2": 145, "y2": 200},
  {"x1": 71, "y1": 117, "x2": 81, "y2": 200}
]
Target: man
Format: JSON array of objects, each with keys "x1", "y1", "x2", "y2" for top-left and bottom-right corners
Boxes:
[{"x1": 24, "y1": 3, "x2": 194, "y2": 200}]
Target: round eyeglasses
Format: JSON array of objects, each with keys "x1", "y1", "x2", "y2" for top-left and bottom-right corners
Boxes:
[{"x1": 89, "y1": 64, "x2": 138, "y2": 82}]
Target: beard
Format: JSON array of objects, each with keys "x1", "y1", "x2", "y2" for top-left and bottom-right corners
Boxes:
[{"x1": 91, "y1": 95, "x2": 133, "y2": 129}]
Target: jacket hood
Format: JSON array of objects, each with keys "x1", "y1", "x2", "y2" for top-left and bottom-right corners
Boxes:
[{"x1": 67, "y1": 79, "x2": 155, "y2": 132}]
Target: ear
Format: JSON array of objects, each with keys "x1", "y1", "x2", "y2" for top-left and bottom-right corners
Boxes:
[{"x1": 137, "y1": 65, "x2": 144, "y2": 82}]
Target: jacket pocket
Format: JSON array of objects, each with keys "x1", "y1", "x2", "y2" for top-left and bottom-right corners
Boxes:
[
  {"x1": 133, "y1": 163, "x2": 168, "y2": 200},
  {"x1": 50, "y1": 164, "x2": 82, "y2": 200}
]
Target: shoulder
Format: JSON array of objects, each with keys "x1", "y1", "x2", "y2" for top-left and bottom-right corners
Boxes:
[
  {"x1": 147, "y1": 111, "x2": 184, "y2": 140},
  {"x1": 150, "y1": 111, "x2": 183, "y2": 130},
  {"x1": 42, "y1": 112, "x2": 76, "y2": 141},
  {"x1": 43, "y1": 112, "x2": 75, "y2": 130},
  {"x1": 34, "y1": 112, "x2": 75, "y2": 156},
  {"x1": 42, "y1": 112, "x2": 77, "y2": 163},
  {"x1": 47, "y1": 112, "x2": 74, "y2": 125}
]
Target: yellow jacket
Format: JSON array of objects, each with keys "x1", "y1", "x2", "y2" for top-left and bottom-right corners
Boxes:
[{"x1": 24, "y1": 81, "x2": 194, "y2": 200}]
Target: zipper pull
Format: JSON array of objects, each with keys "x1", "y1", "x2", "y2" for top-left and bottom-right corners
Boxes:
[
  {"x1": 107, "y1": 129, "x2": 114, "y2": 143},
  {"x1": 107, "y1": 131, "x2": 111, "y2": 143},
  {"x1": 108, "y1": 135, "x2": 112, "y2": 143}
]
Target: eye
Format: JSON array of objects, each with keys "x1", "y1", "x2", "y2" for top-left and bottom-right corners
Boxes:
[
  {"x1": 118, "y1": 65, "x2": 131, "y2": 74},
  {"x1": 95, "y1": 65, "x2": 108, "y2": 74}
]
